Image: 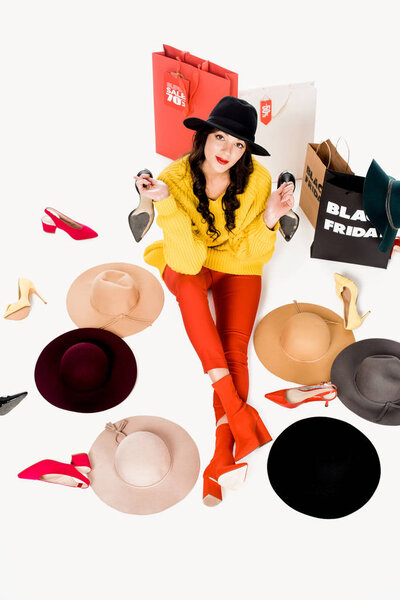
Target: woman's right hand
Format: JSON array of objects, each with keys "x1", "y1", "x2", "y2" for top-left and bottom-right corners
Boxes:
[{"x1": 134, "y1": 174, "x2": 170, "y2": 202}]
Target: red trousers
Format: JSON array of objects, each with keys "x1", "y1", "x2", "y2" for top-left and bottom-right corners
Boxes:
[{"x1": 163, "y1": 265, "x2": 262, "y2": 422}]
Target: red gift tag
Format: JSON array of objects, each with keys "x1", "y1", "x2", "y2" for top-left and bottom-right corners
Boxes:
[
  {"x1": 260, "y1": 99, "x2": 272, "y2": 125},
  {"x1": 164, "y1": 72, "x2": 189, "y2": 111}
]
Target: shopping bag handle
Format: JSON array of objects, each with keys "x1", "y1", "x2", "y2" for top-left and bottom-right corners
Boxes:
[
  {"x1": 315, "y1": 139, "x2": 350, "y2": 174},
  {"x1": 260, "y1": 87, "x2": 293, "y2": 119},
  {"x1": 315, "y1": 141, "x2": 333, "y2": 169},
  {"x1": 334, "y1": 137, "x2": 351, "y2": 173}
]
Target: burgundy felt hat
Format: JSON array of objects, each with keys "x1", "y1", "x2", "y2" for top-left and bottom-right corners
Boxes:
[{"x1": 34, "y1": 328, "x2": 137, "y2": 413}]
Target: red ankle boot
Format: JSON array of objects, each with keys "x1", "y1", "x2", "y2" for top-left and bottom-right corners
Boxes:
[
  {"x1": 212, "y1": 374, "x2": 272, "y2": 461},
  {"x1": 202, "y1": 423, "x2": 248, "y2": 507}
]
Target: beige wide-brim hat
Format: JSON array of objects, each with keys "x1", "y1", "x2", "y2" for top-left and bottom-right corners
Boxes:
[
  {"x1": 254, "y1": 301, "x2": 355, "y2": 385},
  {"x1": 67, "y1": 262, "x2": 164, "y2": 338},
  {"x1": 88, "y1": 416, "x2": 200, "y2": 515}
]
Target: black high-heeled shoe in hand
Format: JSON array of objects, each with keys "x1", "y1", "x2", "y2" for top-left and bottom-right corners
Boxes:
[
  {"x1": 277, "y1": 171, "x2": 300, "y2": 242},
  {"x1": 128, "y1": 169, "x2": 155, "y2": 242},
  {"x1": 0, "y1": 392, "x2": 28, "y2": 416}
]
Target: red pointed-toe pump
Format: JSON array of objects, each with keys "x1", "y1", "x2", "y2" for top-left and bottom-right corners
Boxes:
[
  {"x1": 18, "y1": 459, "x2": 90, "y2": 488},
  {"x1": 265, "y1": 383, "x2": 337, "y2": 409}
]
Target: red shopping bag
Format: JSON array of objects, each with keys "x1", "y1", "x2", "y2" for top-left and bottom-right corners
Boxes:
[{"x1": 152, "y1": 44, "x2": 238, "y2": 160}]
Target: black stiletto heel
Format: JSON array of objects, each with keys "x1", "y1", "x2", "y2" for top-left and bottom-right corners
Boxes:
[
  {"x1": 128, "y1": 169, "x2": 155, "y2": 242},
  {"x1": 0, "y1": 392, "x2": 28, "y2": 416},
  {"x1": 277, "y1": 170, "x2": 299, "y2": 242}
]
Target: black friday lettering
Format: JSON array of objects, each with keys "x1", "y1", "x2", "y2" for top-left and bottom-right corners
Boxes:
[{"x1": 324, "y1": 201, "x2": 380, "y2": 238}]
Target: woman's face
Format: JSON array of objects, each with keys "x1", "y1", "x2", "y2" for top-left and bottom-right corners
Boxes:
[{"x1": 203, "y1": 130, "x2": 246, "y2": 174}]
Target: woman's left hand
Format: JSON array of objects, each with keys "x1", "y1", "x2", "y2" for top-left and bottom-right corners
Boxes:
[{"x1": 263, "y1": 182, "x2": 295, "y2": 229}]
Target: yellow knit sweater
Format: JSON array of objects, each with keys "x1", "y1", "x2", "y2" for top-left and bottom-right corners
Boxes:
[{"x1": 143, "y1": 155, "x2": 279, "y2": 276}]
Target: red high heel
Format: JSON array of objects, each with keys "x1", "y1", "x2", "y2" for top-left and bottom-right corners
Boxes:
[
  {"x1": 70, "y1": 453, "x2": 91, "y2": 474},
  {"x1": 41, "y1": 207, "x2": 98, "y2": 240},
  {"x1": 212, "y1": 375, "x2": 272, "y2": 462},
  {"x1": 202, "y1": 423, "x2": 248, "y2": 507},
  {"x1": 265, "y1": 383, "x2": 338, "y2": 409},
  {"x1": 390, "y1": 238, "x2": 400, "y2": 257},
  {"x1": 18, "y1": 459, "x2": 90, "y2": 488}
]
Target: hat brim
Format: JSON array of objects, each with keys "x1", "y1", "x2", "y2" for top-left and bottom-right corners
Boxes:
[
  {"x1": 267, "y1": 416, "x2": 381, "y2": 519},
  {"x1": 34, "y1": 328, "x2": 137, "y2": 413},
  {"x1": 364, "y1": 160, "x2": 400, "y2": 253},
  {"x1": 331, "y1": 338, "x2": 400, "y2": 425},
  {"x1": 254, "y1": 302, "x2": 355, "y2": 384},
  {"x1": 66, "y1": 263, "x2": 164, "y2": 338},
  {"x1": 183, "y1": 117, "x2": 270, "y2": 157},
  {"x1": 89, "y1": 416, "x2": 200, "y2": 515}
]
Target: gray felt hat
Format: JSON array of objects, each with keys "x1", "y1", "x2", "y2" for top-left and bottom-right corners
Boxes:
[{"x1": 331, "y1": 338, "x2": 400, "y2": 425}]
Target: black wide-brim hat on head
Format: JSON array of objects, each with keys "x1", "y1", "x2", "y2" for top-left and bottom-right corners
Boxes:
[
  {"x1": 35, "y1": 328, "x2": 137, "y2": 413},
  {"x1": 183, "y1": 96, "x2": 270, "y2": 156},
  {"x1": 267, "y1": 417, "x2": 381, "y2": 519},
  {"x1": 331, "y1": 338, "x2": 400, "y2": 425}
]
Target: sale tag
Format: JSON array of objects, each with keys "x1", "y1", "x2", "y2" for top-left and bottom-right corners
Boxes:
[
  {"x1": 164, "y1": 72, "x2": 189, "y2": 111},
  {"x1": 260, "y1": 99, "x2": 272, "y2": 125}
]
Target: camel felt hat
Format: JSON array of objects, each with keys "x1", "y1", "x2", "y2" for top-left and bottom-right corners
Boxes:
[
  {"x1": 267, "y1": 417, "x2": 381, "y2": 519},
  {"x1": 34, "y1": 328, "x2": 137, "y2": 413},
  {"x1": 331, "y1": 338, "x2": 400, "y2": 425},
  {"x1": 88, "y1": 416, "x2": 200, "y2": 515},
  {"x1": 66, "y1": 262, "x2": 164, "y2": 338},
  {"x1": 254, "y1": 301, "x2": 355, "y2": 385}
]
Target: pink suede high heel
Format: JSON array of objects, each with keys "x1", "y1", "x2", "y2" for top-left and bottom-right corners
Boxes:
[
  {"x1": 18, "y1": 459, "x2": 90, "y2": 488},
  {"x1": 41, "y1": 207, "x2": 98, "y2": 240}
]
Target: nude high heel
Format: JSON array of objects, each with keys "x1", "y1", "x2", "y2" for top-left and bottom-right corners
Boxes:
[
  {"x1": 334, "y1": 273, "x2": 371, "y2": 330},
  {"x1": 128, "y1": 169, "x2": 155, "y2": 242},
  {"x1": 4, "y1": 278, "x2": 47, "y2": 320}
]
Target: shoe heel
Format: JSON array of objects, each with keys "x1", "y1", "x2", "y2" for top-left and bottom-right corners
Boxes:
[
  {"x1": 234, "y1": 416, "x2": 272, "y2": 462},
  {"x1": 31, "y1": 287, "x2": 47, "y2": 304},
  {"x1": 361, "y1": 311, "x2": 371, "y2": 324},
  {"x1": 255, "y1": 418, "x2": 272, "y2": 445},
  {"x1": 42, "y1": 218, "x2": 57, "y2": 234},
  {"x1": 202, "y1": 476, "x2": 222, "y2": 507}
]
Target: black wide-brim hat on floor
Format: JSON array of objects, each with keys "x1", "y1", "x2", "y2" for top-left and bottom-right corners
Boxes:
[
  {"x1": 35, "y1": 328, "x2": 137, "y2": 413},
  {"x1": 331, "y1": 338, "x2": 400, "y2": 425},
  {"x1": 183, "y1": 96, "x2": 270, "y2": 156},
  {"x1": 267, "y1": 417, "x2": 381, "y2": 519}
]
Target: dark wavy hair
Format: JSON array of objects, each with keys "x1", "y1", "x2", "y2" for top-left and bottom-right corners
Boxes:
[{"x1": 187, "y1": 128, "x2": 253, "y2": 240}]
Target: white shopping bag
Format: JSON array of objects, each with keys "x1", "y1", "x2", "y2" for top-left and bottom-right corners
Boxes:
[{"x1": 239, "y1": 82, "x2": 317, "y2": 182}]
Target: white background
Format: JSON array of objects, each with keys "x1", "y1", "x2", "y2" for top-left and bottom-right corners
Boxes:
[{"x1": 1, "y1": 1, "x2": 399, "y2": 599}]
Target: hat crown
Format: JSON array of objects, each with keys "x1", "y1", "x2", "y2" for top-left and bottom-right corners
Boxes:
[
  {"x1": 60, "y1": 342, "x2": 110, "y2": 392},
  {"x1": 280, "y1": 312, "x2": 331, "y2": 362},
  {"x1": 115, "y1": 431, "x2": 171, "y2": 487},
  {"x1": 90, "y1": 270, "x2": 139, "y2": 316},
  {"x1": 356, "y1": 355, "x2": 400, "y2": 404},
  {"x1": 207, "y1": 96, "x2": 257, "y2": 142}
]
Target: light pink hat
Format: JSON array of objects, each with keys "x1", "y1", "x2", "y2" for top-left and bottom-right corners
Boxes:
[
  {"x1": 88, "y1": 416, "x2": 200, "y2": 515},
  {"x1": 66, "y1": 262, "x2": 164, "y2": 337}
]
